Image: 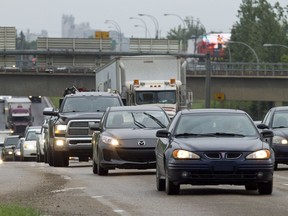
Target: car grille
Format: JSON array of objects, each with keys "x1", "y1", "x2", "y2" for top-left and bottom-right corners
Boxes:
[
  {"x1": 204, "y1": 152, "x2": 242, "y2": 159},
  {"x1": 104, "y1": 148, "x2": 155, "y2": 162},
  {"x1": 67, "y1": 119, "x2": 100, "y2": 136}
]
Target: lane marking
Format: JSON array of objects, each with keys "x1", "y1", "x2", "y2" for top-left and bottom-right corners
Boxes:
[{"x1": 51, "y1": 187, "x2": 86, "y2": 193}]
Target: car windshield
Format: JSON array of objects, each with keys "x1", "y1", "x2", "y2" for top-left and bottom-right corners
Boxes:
[
  {"x1": 272, "y1": 112, "x2": 288, "y2": 128},
  {"x1": 5, "y1": 137, "x2": 19, "y2": 146},
  {"x1": 105, "y1": 110, "x2": 169, "y2": 129},
  {"x1": 62, "y1": 96, "x2": 122, "y2": 112},
  {"x1": 136, "y1": 90, "x2": 176, "y2": 105},
  {"x1": 174, "y1": 113, "x2": 258, "y2": 137},
  {"x1": 26, "y1": 131, "x2": 37, "y2": 141}
]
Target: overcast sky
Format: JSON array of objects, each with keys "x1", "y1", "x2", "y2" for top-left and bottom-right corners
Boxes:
[{"x1": 0, "y1": 0, "x2": 283, "y2": 38}]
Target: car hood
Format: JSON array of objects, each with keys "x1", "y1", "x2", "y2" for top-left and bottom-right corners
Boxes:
[
  {"x1": 271, "y1": 128, "x2": 288, "y2": 137},
  {"x1": 105, "y1": 128, "x2": 158, "y2": 139},
  {"x1": 173, "y1": 137, "x2": 267, "y2": 152},
  {"x1": 59, "y1": 112, "x2": 104, "y2": 123}
]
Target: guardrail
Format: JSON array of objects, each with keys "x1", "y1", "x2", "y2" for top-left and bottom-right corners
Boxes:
[
  {"x1": 186, "y1": 62, "x2": 288, "y2": 77},
  {"x1": 2, "y1": 62, "x2": 288, "y2": 77}
]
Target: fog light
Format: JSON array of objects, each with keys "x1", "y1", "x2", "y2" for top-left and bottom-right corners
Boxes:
[
  {"x1": 257, "y1": 171, "x2": 264, "y2": 178},
  {"x1": 182, "y1": 171, "x2": 189, "y2": 178},
  {"x1": 55, "y1": 139, "x2": 64, "y2": 146}
]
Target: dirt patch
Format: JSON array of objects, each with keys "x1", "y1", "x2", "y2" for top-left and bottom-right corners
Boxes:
[{"x1": 0, "y1": 169, "x2": 117, "y2": 216}]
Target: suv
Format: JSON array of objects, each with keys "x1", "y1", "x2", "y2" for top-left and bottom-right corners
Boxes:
[{"x1": 43, "y1": 91, "x2": 124, "y2": 167}]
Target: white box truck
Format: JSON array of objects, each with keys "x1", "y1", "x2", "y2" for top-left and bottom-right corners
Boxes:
[{"x1": 95, "y1": 55, "x2": 191, "y2": 118}]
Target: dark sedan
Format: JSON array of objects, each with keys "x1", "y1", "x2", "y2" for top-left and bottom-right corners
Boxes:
[
  {"x1": 156, "y1": 109, "x2": 274, "y2": 195},
  {"x1": 259, "y1": 106, "x2": 288, "y2": 170},
  {"x1": 90, "y1": 105, "x2": 170, "y2": 176},
  {"x1": 1, "y1": 135, "x2": 21, "y2": 161}
]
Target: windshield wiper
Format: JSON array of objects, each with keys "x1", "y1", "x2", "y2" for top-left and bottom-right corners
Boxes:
[
  {"x1": 209, "y1": 132, "x2": 245, "y2": 137},
  {"x1": 143, "y1": 112, "x2": 166, "y2": 128},
  {"x1": 174, "y1": 133, "x2": 209, "y2": 137},
  {"x1": 131, "y1": 113, "x2": 146, "y2": 128}
]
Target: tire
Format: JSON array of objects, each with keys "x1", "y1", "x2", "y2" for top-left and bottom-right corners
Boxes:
[
  {"x1": 156, "y1": 164, "x2": 165, "y2": 191},
  {"x1": 245, "y1": 184, "x2": 258, "y2": 191},
  {"x1": 274, "y1": 163, "x2": 278, "y2": 170},
  {"x1": 97, "y1": 151, "x2": 108, "y2": 176},
  {"x1": 258, "y1": 180, "x2": 273, "y2": 195},
  {"x1": 53, "y1": 152, "x2": 69, "y2": 167},
  {"x1": 92, "y1": 159, "x2": 98, "y2": 174},
  {"x1": 165, "y1": 170, "x2": 180, "y2": 195}
]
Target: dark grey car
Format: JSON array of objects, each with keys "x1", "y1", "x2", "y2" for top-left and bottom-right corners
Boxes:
[{"x1": 91, "y1": 105, "x2": 170, "y2": 176}]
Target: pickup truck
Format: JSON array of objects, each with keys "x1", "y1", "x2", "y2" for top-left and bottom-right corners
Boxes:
[{"x1": 43, "y1": 91, "x2": 124, "y2": 167}]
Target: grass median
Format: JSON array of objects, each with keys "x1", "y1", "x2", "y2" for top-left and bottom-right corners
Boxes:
[{"x1": 0, "y1": 204, "x2": 40, "y2": 216}]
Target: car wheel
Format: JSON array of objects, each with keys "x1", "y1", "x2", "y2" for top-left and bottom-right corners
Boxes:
[
  {"x1": 92, "y1": 159, "x2": 98, "y2": 174},
  {"x1": 274, "y1": 163, "x2": 278, "y2": 170},
  {"x1": 245, "y1": 183, "x2": 258, "y2": 191},
  {"x1": 165, "y1": 169, "x2": 179, "y2": 195},
  {"x1": 156, "y1": 164, "x2": 165, "y2": 191},
  {"x1": 258, "y1": 180, "x2": 273, "y2": 195},
  {"x1": 97, "y1": 151, "x2": 108, "y2": 176}
]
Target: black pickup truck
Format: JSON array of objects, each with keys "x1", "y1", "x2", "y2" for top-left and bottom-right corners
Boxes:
[{"x1": 43, "y1": 91, "x2": 124, "y2": 167}]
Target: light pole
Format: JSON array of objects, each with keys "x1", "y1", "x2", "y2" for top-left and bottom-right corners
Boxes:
[
  {"x1": 129, "y1": 17, "x2": 148, "y2": 38},
  {"x1": 134, "y1": 25, "x2": 151, "y2": 38},
  {"x1": 227, "y1": 41, "x2": 259, "y2": 65},
  {"x1": 263, "y1": 43, "x2": 288, "y2": 49},
  {"x1": 138, "y1": 13, "x2": 159, "y2": 39},
  {"x1": 105, "y1": 20, "x2": 122, "y2": 50},
  {"x1": 163, "y1": 13, "x2": 186, "y2": 29}
]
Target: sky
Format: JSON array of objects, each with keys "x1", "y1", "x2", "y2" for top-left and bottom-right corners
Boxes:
[{"x1": 0, "y1": 0, "x2": 284, "y2": 38}]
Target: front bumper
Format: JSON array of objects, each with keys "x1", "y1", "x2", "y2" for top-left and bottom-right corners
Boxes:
[
  {"x1": 53, "y1": 137, "x2": 92, "y2": 157},
  {"x1": 273, "y1": 144, "x2": 288, "y2": 164},
  {"x1": 167, "y1": 160, "x2": 274, "y2": 185},
  {"x1": 100, "y1": 146, "x2": 156, "y2": 169}
]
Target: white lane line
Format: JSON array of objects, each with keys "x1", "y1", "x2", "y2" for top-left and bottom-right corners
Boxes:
[
  {"x1": 91, "y1": 195, "x2": 129, "y2": 215},
  {"x1": 51, "y1": 187, "x2": 86, "y2": 193}
]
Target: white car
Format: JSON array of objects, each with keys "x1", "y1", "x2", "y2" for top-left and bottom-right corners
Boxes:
[{"x1": 22, "y1": 130, "x2": 39, "y2": 161}]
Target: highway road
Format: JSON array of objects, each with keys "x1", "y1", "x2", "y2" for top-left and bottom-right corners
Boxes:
[
  {"x1": 1, "y1": 99, "x2": 288, "y2": 215},
  {"x1": 1, "y1": 161, "x2": 288, "y2": 216}
]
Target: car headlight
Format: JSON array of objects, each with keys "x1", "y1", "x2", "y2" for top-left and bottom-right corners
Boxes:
[
  {"x1": 24, "y1": 144, "x2": 35, "y2": 150},
  {"x1": 172, "y1": 150, "x2": 200, "y2": 159},
  {"x1": 246, "y1": 149, "x2": 271, "y2": 159},
  {"x1": 273, "y1": 136, "x2": 288, "y2": 145},
  {"x1": 55, "y1": 125, "x2": 67, "y2": 135},
  {"x1": 101, "y1": 135, "x2": 119, "y2": 146}
]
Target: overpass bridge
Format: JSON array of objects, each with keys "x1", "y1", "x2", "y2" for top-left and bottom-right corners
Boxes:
[{"x1": 1, "y1": 62, "x2": 288, "y2": 107}]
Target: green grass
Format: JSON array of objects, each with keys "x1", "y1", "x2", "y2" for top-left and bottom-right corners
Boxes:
[
  {"x1": 48, "y1": 97, "x2": 61, "y2": 109},
  {"x1": 0, "y1": 204, "x2": 40, "y2": 216}
]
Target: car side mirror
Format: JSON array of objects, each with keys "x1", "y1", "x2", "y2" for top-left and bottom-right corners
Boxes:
[
  {"x1": 257, "y1": 123, "x2": 269, "y2": 130},
  {"x1": 261, "y1": 130, "x2": 273, "y2": 139},
  {"x1": 89, "y1": 122, "x2": 100, "y2": 131},
  {"x1": 156, "y1": 129, "x2": 170, "y2": 138}
]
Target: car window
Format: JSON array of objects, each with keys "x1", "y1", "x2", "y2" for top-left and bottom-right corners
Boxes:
[
  {"x1": 106, "y1": 110, "x2": 169, "y2": 129},
  {"x1": 4, "y1": 137, "x2": 19, "y2": 146},
  {"x1": 175, "y1": 113, "x2": 258, "y2": 137},
  {"x1": 272, "y1": 111, "x2": 288, "y2": 128},
  {"x1": 26, "y1": 132, "x2": 37, "y2": 141}
]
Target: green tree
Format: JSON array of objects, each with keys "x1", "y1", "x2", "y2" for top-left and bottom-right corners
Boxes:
[
  {"x1": 166, "y1": 16, "x2": 206, "y2": 51},
  {"x1": 229, "y1": 0, "x2": 288, "y2": 62}
]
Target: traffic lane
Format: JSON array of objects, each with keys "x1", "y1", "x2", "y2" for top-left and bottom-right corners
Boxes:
[{"x1": 46, "y1": 162, "x2": 288, "y2": 216}]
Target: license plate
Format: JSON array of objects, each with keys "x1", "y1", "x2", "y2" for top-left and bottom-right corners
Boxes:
[{"x1": 212, "y1": 161, "x2": 235, "y2": 171}]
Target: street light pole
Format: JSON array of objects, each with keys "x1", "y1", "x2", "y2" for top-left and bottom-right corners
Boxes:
[
  {"x1": 163, "y1": 13, "x2": 186, "y2": 29},
  {"x1": 263, "y1": 43, "x2": 288, "y2": 49},
  {"x1": 138, "y1": 13, "x2": 159, "y2": 39},
  {"x1": 227, "y1": 41, "x2": 259, "y2": 65},
  {"x1": 129, "y1": 17, "x2": 148, "y2": 38},
  {"x1": 105, "y1": 20, "x2": 122, "y2": 51},
  {"x1": 134, "y1": 25, "x2": 151, "y2": 38}
]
